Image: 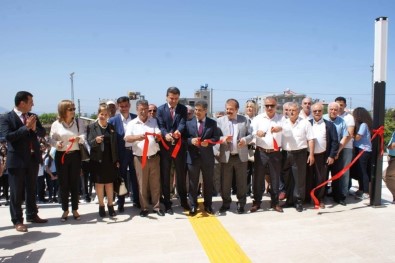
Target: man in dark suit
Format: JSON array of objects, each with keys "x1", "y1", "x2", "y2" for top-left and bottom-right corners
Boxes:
[
  {"x1": 108, "y1": 96, "x2": 139, "y2": 213},
  {"x1": 156, "y1": 87, "x2": 189, "y2": 214},
  {"x1": 0, "y1": 91, "x2": 47, "y2": 232},
  {"x1": 306, "y1": 103, "x2": 339, "y2": 208},
  {"x1": 186, "y1": 100, "x2": 219, "y2": 216}
]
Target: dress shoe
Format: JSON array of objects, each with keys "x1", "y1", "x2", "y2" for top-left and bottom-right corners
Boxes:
[
  {"x1": 140, "y1": 210, "x2": 149, "y2": 217},
  {"x1": 236, "y1": 206, "x2": 245, "y2": 214},
  {"x1": 250, "y1": 202, "x2": 260, "y2": 213},
  {"x1": 204, "y1": 206, "x2": 214, "y2": 215},
  {"x1": 272, "y1": 205, "x2": 284, "y2": 213},
  {"x1": 155, "y1": 209, "x2": 165, "y2": 216},
  {"x1": 278, "y1": 191, "x2": 286, "y2": 201},
  {"x1": 15, "y1": 223, "x2": 28, "y2": 232},
  {"x1": 26, "y1": 215, "x2": 48, "y2": 223},
  {"x1": 118, "y1": 205, "x2": 125, "y2": 213},
  {"x1": 181, "y1": 201, "x2": 191, "y2": 211},
  {"x1": 189, "y1": 206, "x2": 197, "y2": 216},
  {"x1": 219, "y1": 206, "x2": 229, "y2": 213},
  {"x1": 295, "y1": 204, "x2": 303, "y2": 212},
  {"x1": 99, "y1": 206, "x2": 106, "y2": 217},
  {"x1": 338, "y1": 200, "x2": 347, "y2": 206},
  {"x1": 166, "y1": 208, "x2": 174, "y2": 215},
  {"x1": 72, "y1": 210, "x2": 81, "y2": 220}
]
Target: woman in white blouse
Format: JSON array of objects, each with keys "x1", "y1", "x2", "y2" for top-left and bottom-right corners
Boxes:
[{"x1": 50, "y1": 100, "x2": 86, "y2": 221}]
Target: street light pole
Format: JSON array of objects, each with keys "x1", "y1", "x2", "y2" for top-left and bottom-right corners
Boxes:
[{"x1": 70, "y1": 72, "x2": 75, "y2": 103}]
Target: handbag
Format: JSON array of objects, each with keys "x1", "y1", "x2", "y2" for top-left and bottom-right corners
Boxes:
[
  {"x1": 75, "y1": 118, "x2": 90, "y2": 161},
  {"x1": 79, "y1": 143, "x2": 90, "y2": 162},
  {"x1": 114, "y1": 176, "x2": 128, "y2": 196}
]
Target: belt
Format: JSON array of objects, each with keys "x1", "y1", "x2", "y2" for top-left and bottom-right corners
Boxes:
[
  {"x1": 257, "y1": 146, "x2": 280, "y2": 153},
  {"x1": 136, "y1": 153, "x2": 159, "y2": 160},
  {"x1": 286, "y1": 148, "x2": 307, "y2": 154},
  {"x1": 230, "y1": 153, "x2": 239, "y2": 156},
  {"x1": 125, "y1": 147, "x2": 133, "y2": 151}
]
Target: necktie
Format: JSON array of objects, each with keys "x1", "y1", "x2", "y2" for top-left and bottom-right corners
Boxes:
[
  {"x1": 170, "y1": 107, "x2": 174, "y2": 120},
  {"x1": 198, "y1": 120, "x2": 203, "y2": 137},
  {"x1": 22, "y1": 113, "x2": 27, "y2": 125}
]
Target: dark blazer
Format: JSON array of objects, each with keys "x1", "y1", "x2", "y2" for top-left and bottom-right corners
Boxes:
[
  {"x1": 0, "y1": 111, "x2": 46, "y2": 168},
  {"x1": 309, "y1": 119, "x2": 339, "y2": 159},
  {"x1": 156, "y1": 103, "x2": 188, "y2": 142},
  {"x1": 186, "y1": 117, "x2": 219, "y2": 164},
  {"x1": 87, "y1": 122, "x2": 118, "y2": 163},
  {"x1": 108, "y1": 113, "x2": 137, "y2": 156}
]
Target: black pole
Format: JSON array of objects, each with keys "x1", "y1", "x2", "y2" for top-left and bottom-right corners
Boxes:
[{"x1": 370, "y1": 81, "x2": 386, "y2": 206}]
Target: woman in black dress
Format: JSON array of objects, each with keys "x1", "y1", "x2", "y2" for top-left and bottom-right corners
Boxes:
[{"x1": 87, "y1": 104, "x2": 119, "y2": 217}]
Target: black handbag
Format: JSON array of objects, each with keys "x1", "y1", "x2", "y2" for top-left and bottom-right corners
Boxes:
[{"x1": 76, "y1": 118, "x2": 90, "y2": 161}]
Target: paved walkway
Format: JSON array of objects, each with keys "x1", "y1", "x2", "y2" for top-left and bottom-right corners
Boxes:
[{"x1": 1, "y1": 160, "x2": 395, "y2": 262}]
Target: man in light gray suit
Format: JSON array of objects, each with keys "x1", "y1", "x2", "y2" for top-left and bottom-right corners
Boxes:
[{"x1": 217, "y1": 99, "x2": 253, "y2": 214}]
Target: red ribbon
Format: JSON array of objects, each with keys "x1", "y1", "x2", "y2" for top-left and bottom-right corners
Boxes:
[
  {"x1": 273, "y1": 138, "x2": 279, "y2": 151},
  {"x1": 61, "y1": 138, "x2": 76, "y2": 165},
  {"x1": 141, "y1": 132, "x2": 168, "y2": 168},
  {"x1": 310, "y1": 125, "x2": 385, "y2": 209}
]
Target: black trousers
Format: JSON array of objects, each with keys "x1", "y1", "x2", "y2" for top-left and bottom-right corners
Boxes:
[
  {"x1": 283, "y1": 149, "x2": 308, "y2": 205},
  {"x1": 55, "y1": 151, "x2": 81, "y2": 211},
  {"x1": 306, "y1": 152, "x2": 327, "y2": 202},
  {"x1": 160, "y1": 143, "x2": 188, "y2": 208},
  {"x1": 253, "y1": 150, "x2": 282, "y2": 206},
  {"x1": 8, "y1": 156, "x2": 39, "y2": 225},
  {"x1": 187, "y1": 157, "x2": 214, "y2": 208}
]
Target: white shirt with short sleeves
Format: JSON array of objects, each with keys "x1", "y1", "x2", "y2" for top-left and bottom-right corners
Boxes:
[{"x1": 282, "y1": 117, "x2": 314, "y2": 151}]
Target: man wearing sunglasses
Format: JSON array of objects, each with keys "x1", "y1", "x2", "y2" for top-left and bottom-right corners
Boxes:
[
  {"x1": 250, "y1": 97, "x2": 283, "y2": 213},
  {"x1": 148, "y1": 104, "x2": 157, "y2": 118}
]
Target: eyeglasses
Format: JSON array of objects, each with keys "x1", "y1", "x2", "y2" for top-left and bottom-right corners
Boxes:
[
  {"x1": 265, "y1": 105, "x2": 276, "y2": 108},
  {"x1": 67, "y1": 108, "x2": 76, "y2": 112},
  {"x1": 313, "y1": 110, "x2": 322, "y2": 113},
  {"x1": 148, "y1": 110, "x2": 157, "y2": 113}
]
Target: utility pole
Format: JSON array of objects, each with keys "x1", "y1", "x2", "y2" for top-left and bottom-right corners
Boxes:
[{"x1": 70, "y1": 72, "x2": 75, "y2": 103}]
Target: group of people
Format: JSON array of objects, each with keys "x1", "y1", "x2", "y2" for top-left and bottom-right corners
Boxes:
[{"x1": 1, "y1": 89, "x2": 394, "y2": 233}]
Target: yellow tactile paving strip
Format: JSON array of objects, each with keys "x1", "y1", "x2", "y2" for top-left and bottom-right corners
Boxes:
[{"x1": 188, "y1": 200, "x2": 251, "y2": 263}]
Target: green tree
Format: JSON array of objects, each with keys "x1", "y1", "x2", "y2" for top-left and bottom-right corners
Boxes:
[
  {"x1": 384, "y1": 108, "x2": 395, "y2": 145},
  {"x1": 39, "y1": 113, "x2": 57, "y2": 125}
]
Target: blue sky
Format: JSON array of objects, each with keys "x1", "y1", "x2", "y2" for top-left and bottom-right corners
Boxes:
[{"x1": 1, "y1": 0, "x2": 394, "y2": 115}]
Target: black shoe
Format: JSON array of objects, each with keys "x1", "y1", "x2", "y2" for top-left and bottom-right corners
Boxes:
[
  {"x1": 189, "y1": 206, "x2": 197, "y2": 216},
  {"x1": 204, "y1": 206, "x2": 214, "y2": 214},
  {"x1": 118, "y1": 205, "x2": 124, "y2": 213},
  {"x1": 133, "y1": 202, "x2": 141, "y2": 209},
  {"x1": 108, "y1": 205, "x2": 116, "y2": 217},
  {"x1": 166, "y1": 208, "x2": 174, "y2": 215},
  {"x1": 219, "y1": 206, "x2": 229, "y2": 213},
  {"x1": 85, "y1": 197, "x2": 91, "y2": 203},
  {"x1": 155, "y1": 209, "x2": 165, "y2": 216},
  {"x1": 140, "y1": 210, "x2": 149, "y2": 217},
  {"x1": 236, "y1": 206, "x2": 245, "y2": 214},
  {"x1": 296, "y1": 204, "x2": 303, "y2": 212},
  {"x1": 99, "y1": 206, "x2": 106, "y2": 217},
  {"x1": 338, "y1": 200, "x2": 347, "y2": 206}
]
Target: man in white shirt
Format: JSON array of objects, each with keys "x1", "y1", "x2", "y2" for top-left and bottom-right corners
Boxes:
[
  {"x1": 281, "y1": 102, "x2": 315, "y2": 212},
  {"x1": 250, "y1": 97, "x2": 283, "y2": 213},
  {"x1": 124, "y1": 100, "x2": 163, "y2": 217}
]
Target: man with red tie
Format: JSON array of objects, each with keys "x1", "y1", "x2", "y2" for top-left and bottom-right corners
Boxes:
[
  {"x1": 156, "y1": 87, "x2": 190, "y2": 214},
  {"x1": 0, "y1": 91, "x2": 47, "y2": 232}
]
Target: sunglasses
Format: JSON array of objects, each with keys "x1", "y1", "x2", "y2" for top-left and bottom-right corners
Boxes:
[
  {"x1": 148, "y1": 110, "x2": 157, "y2": 113},
  {"x1": 265, "y1": 104, "x2": 276, "y2": 108},
  {"x1": 67, "y1": 108, "x2": 76, "y2": 112},
  {"x1": 313, "y1": 110, "x2": 322, "y2": 113}
]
